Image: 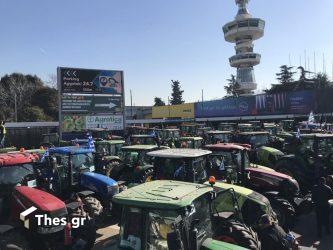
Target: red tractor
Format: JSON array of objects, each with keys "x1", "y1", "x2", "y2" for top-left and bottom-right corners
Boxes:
[
  {"x1": 204, "y1": 143, "x2": 312, "y2": 229},
  {"x1": 0, "y1": 186, "x2": 96, "y2": 249}
]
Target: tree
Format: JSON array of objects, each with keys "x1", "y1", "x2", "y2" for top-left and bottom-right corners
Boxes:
[
  {"x1": 170, "y1": 80, "x2": 184, "y2": 105},
  {"x1": 31, "y1": 87, "x2": 58, "y2": 120},
  {"x1": 154, "y1": 97, "x2": 166, "y2": 106},
  {"x1": 19, "y1": 106, "x2": 50, "y2": 122},
  {"x1": 276, "y1": 65, "x2": 295, "y2": 85},
  {"x1": 0, "y1": 73, "x2": 44, "y2": 121},
  {"x1": 313, "y1": 73, "x2": 330, "y2": 89},
  {"x1": 224, "y1": 75, "x2": 241, "y2": 98}
]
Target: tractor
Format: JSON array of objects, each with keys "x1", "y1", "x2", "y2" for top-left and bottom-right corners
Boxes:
[
  {"x1": 130, "y1": 134, "x2": 157, "y2": 145},
  {"x1": 158, "y1": 128, "x2": 181, "y2": 147},
  {"x1": 206, "y1": 131, "x2": 234, "y2": 145},
  {"x1": 40, "y1": 133, "x2": 71, "y2": 148},
  {"x1": 197, "y1": 126, "x2": 213, "y2": 137},
  {"x1": 218, "y1": 123, "x2": 237, "y2": 132},
  {"x1": 237, "y1": 123, "x2": 254, "y2": 132},
  {"x1": 113, "y1": 180, "x2": 259, "y2": 250},
  {"x1": 178, "y1": 136, "x2": 204, "y2": 149},
  {"x1": 107, "y1": 145, "x2": 168, "y2": 184},
  {"x1": 0, "y1": 186, "x2": 96, "y2": 249},
  {"x1": 235, "y1": 131, "x2": 285, "y2": 168},
  {"x1": 180, "y1": 123, "x2": 198, "y2": 137},
  {"x1": 33, "y1": 146, "x2": 123, "y2": 220},
  {"x1": 204, "y1": 143, "x2": 311, "y2": 229},
  {"x1": 275, "y1": 133, "x2": 333, "y2": 193}
]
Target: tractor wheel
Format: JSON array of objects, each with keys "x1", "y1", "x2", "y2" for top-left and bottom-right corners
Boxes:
[
  {"x1": 70, "y1": 207, "x2": 96, "y2": 250},
  {"x1": 0, "y1": 227, "x2": 30, "y2": 250},
  {"x1": 139, "y1": 168, "x2": 154, "y2": 183},
  {"x1": 105, "y1": 160, "x2": 121, "y2": 178},
  {"x1": 215, "y1": 220, "x2": 261, "y2": 250},
  {"x1": 269, "y1": 197, "x2": 295, "y2": 230},
  {"x1": 82, "y1": 196, "x2": 103, "y2": 219}
]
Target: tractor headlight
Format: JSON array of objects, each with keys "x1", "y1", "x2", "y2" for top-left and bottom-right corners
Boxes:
[{"x1": 107, "y1": 184, "x2": 119, "y2": 196}]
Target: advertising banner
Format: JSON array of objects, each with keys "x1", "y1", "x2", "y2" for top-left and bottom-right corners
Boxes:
[
  {"x1": 195, "y1": 90, "x2": 315, "y2": 118},
  {"x1": 61, "y1": 95, "x2": 122, "y2": 113},
  {"x1": 85, "y1": 115, "x2": 124, "y2": 130},
  {"x1": 59, "y1": 67, "x2": 123, "y2": 95}
]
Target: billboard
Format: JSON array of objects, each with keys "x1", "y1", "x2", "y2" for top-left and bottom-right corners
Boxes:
[
  {"x1": 152, "y1": 103, "x2": 195, "y2": 119},
  {"x1": 59, "y1": 67, "x2": 123, "y2": 94},
  {"x1": 58, "y1": 67, "x2": 125, "y2": 135},
  {"x1": 61, "y1": 95, "x2": 122, "y2": 113},
  {"x1": 61, "y1": 114, "x2": 124, "y2": 132},
  {"x1": 195, "y1": 90, "x2": 315, "y2": 118}
]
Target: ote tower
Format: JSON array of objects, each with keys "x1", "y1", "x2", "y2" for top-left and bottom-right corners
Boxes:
[{"x1": 223, "y1": 0, "x2": 265, "y2": 95}]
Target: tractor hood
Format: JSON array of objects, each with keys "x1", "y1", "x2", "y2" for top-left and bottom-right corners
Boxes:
[
  {"x1": 259, "y1": 146, "x2": 284, "y2": 156},
  {"x1": 13, "y1": 186, "x2": 66, "y2": 212},
  {"x1": 247, "y1": 167, "x2": 293, "y2": 180},
  {"x1": 81, "y1": 172, "x2": 118, "y2": 197}
]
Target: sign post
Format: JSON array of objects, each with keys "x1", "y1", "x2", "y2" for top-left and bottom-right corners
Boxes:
[{"x1": 58, "y1": 67, "x2": 125, "y2": 138}]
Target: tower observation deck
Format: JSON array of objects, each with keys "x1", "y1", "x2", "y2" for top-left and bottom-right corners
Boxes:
[{"x1": 223, "y1": 0, "x2": 265, "y2": 95}]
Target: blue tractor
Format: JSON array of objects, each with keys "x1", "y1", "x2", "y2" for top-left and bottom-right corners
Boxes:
[{"x1": 34, "y1": 146, "x2": 123, "y2": 219}]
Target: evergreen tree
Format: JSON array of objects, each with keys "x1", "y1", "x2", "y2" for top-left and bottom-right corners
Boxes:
[
  {"x1": 276, "y1": 65, "x2": 295, "y2": 84},
  {"x1": 154, "y1": 97, "x2": 166, "y2": 106},
  {"x1": 224, "y1": 74, "x2": 241, "y2": 98},
  {"x1": 170, "y1": 80, "x2": 184, "y2": 105}
]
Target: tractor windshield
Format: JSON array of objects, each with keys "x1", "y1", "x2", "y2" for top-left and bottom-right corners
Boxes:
[
  {"x1": 0, "y1": 164, "x2": 34, "y2": 186},
  {"x1": 244, "y1": 134, "x2": 269, "y2": 147},
  {"x1": 210, "y1": 151, "x2": 242, "y2": 170},
  {"x1": 71, "y1": 153, "x2": 95, "y2": 172},
  {"x1": 212, "y1": 189, "x2": 239, "y2": 220},
  {"x1": 317, "y1": 137, "x2": 333, "y2": 156},
  {"x1": 210, "y1": 133, "x2": 232, "y2": 144}
]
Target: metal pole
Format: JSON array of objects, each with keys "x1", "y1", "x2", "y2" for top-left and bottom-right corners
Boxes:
[
  {"x1": 201, "y1": 89, "x2": 204, "y2": 118},
  {"x1": 130, "y1": 90, "x2": 133, "y2": 118},
  {"x1": 14, "y1": 92, "x2": 17, "y2": 122}
]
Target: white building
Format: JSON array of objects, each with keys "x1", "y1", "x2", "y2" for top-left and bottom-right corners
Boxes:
[{"x1": 223, "y1": 0, "x2": 265, "y2": 95}]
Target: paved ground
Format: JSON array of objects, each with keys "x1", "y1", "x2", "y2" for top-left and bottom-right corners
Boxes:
[{"x1": 93, "y1": 212, "x2": 333, "y2": 250}]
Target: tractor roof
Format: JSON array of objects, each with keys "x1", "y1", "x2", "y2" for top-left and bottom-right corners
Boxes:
[
  {"x1": 131, "y1": 134, "x2": 155, "y2": 138},
  {"x1": 122, "y1": 145, "x2": 166, "y2": 151},
  {"x1": 14, "y1": 186, "x2": 66, "y2": 212},
  {"x1": 238, "y1": 123, "x2": 252, "y2": 126},
  {"x1": 164, "y1": 128, "x2": 180, "y2": 131},
  {"x1": 179, "y1": 137, "x2": 203, "y2": 141},
  {"x1": 113, "y1": 180, "x2": 212, "y2": 209},
  {"x1": 95, "y1": 140, "x2": 125, "y2": 145},
  {"x1": 239, "y1": 131, "x2": 269, "y2": 135},
  {"x1": 314, "y1": 133, "x2": 333, "y2": 138},
  {"x1": 205, "y1": 143, "x2": 245, "y2": 151},
  {"x1": 0, "y1": 152, "x2": 39, "y2": 166},
  {"x1": 48, "y1": 146, "x2": 94, "y2": 155},
  {"x1": 147, "y1": 148, "x2": 211, "y2": 158},
  {"x1": 208, "y1": 130, "x2": 233, "y2": 135}
]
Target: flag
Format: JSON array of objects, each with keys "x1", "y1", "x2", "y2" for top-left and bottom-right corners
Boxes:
[
  {"x1": 219, "y1": 159, "x2": 225, "y2": 171},
  {"x1": 41, "y1": 148, "x2": 49, "y2": 162},
  {"x1": 296, "y1": 128, "x2": 301, "y2": 139},
  {"x1": 87, "y1": 135, "x2": 95, "y2": 149},
  {"x1": 174, "y1": 165, "x2": 184, "y2": 177},
  {"x1": 308, "y1": 111, "x2": 315, "y2": 124}
]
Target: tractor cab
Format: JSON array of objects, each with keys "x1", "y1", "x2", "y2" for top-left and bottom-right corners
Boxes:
[
  {"x1": 130, "y1": 134, "x2": 156, "y2": 145},
  {"x1": 113, "y1": 180, "x2": 252, "y2": 250},
  {"x1": 0, "y1": 152, "x2": 40, "y2": 219},
  {"x1": 87, "y1": 128, "x2": 123, "y2": 141},
  {"x1": 280, "y1": 120, "x2": 295, "y2": 132},
  {"x1": 147, "y1": 148, "x2": 211, "y2": 183},
  {"x1": 40, "y1": 133, "x2": 71, "y2": 148},
  {"x1": 207, "y1": 131, "x2": 233, "y2": 144},
  {"x1": 159, "y1": 128, "x2": 181, "y2": 147},
  {"x1": 197, "y1": 127, "x2": 213, "y2": 137},
  {"x1": 237, "y1": 123, "x2": 254, "y2": 132},
  {"x1": 109, "y1": 145, "x2": 169, "y2": 183},
  {"x1": 218, "y1": 123, "x2": 237, "y2": 132},
  {"x1": 180, "y1": 123, "x2": 198, "y2": 137},
  {"x1": 178, "y1": 136, "x2": 204, "y2": 149}
]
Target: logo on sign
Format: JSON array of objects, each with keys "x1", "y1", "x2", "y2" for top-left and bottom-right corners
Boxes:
[
  {"x1": 239, "y1": 102, "x2": 249, "y2": 112},
  {"x1": 99, "y1": 76, "x2": 119, "y2": 88}
]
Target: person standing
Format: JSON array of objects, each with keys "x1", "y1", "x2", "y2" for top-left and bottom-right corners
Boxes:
[
  {"x1": 0, "y1": 121, "x2": 6, "y2": 148},
  {"x1": 312, "y1": 177, "x2": 333, "y2": 237}
]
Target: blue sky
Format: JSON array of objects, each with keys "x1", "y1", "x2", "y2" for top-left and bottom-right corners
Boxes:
[{"x1": 1, "y1": 0, "x2": 333, "y2": 106}]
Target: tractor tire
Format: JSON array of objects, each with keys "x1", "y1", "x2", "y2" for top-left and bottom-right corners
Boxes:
[
  {"x1": 105, "y1": 160, "x2": 121, "y2": 178},
  {"x1": 215, "y1": 220, "x2": 261, "y2": 250},
  {"x1": 138, "y1": 168, "x2": 154, "y2": 183},
  {"x1": 269, "y1": 197, "x2": 295, "y2": 230},
  {"x1": 70, "y1": 208, "x2": 96, "y2": 250},
  {"x1": 82, "y1": 196, "x2": 103, "y2": 219},
  {"x1": 0, "y1": 227, "x2": 30, "y2": 250}
]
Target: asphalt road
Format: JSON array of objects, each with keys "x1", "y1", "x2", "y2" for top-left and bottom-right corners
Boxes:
[{"x1": 93, "y1": 212, "x2": 333, "y2": 250}]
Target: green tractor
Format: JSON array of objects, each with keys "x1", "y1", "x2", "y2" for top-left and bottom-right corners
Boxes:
[
  {"x1": 113, "y1": 180, "x2": 258, "y2": 250},
  {"x1": 218, "y1": 123, "x2": 237, "y2": 132},
  {"x1": 237, "y1": 124, "x2": 254, "y2": 132},
  {"x1": 130, "y1": 134, "x2": 157, "y2": 145},
  {"x1": 40, "y1": 133, "x2": 71, "y2": 148},
  {"x1": 94, "y1": 139, "x2": 125, "y2": 175},
  {"x1": 178, "y1": 136, "x2": 204, "y2": 149},
  {"x1": 107, "y1": 145, "x2": 168, "y2": 184},
  {"x1": 235, "y1": 131, "x2": 285, "y2": 168},
  {"x1": 207, "y1": 131, "x2": 234, "y2": 145},
  {"x1": 275, "y1": 133, "x2": 333, "y2": 193}
]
